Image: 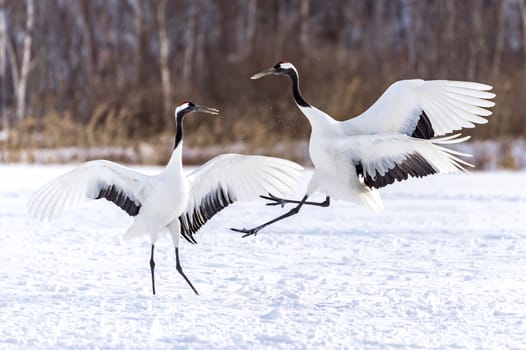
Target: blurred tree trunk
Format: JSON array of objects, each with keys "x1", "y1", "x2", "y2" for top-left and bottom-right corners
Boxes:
[
  {"x1": 78, "y1": 0, "x2": 96, "y2": 86},
  {"x1": 468, "y1": 1, "x2": 483, "y2": 80},
  {"x1": 274, "y1": 1, "x2": 293, "y2": 56},
  {"x1": 156, "y1": 0, "x2": 171, "y2": 116},
  {"x1": 373, "y1": 1, "x2": 387, "y2": 74},
  {"x1": 0, "y1": 0, "x2": 8, "y2": 146},
  {"x1": 415, "y1": 3, "x2": 426, "y2": 77},
  {"x1": 194, "y1": 27, "x2": 205, "y2": 79},
  {"x1": 299, "y1": 0, "x2": 309, "y2": 47},
  {"x1": 113, "y1": 2, "x2": 127, "y2": 90},
  {"x1": 182, "y1": 5, "x2": 196, "y2": 83},
  {"x1": 12, "y1": 0, "x2": 34, "y2": 120},
  {"x1": 245, "y1": 0, "x2": 257, "y2": 54},
  {"x1": 231, "y1": 0, "x2": 257, "y2": 62},
  {"x1": 492, "y1": 0, "x2": 506, "y2": 80},
  {"x1": 402, "y1": 0, "x2": 417, "y2": 75},
  {"x1": 71, "y1": 0, "x2": 97, "y2": 117},
  {"x1": 518, "y1": 0, "x2": 526, "y2": 75},
  {"x1": 443, "y1": 0, "x2": 455, "y2": 77},
  {"x1": 131, "y1": 0, "x2": 144, "y2": 85},
  {"x1": 336, "y1": 4, "x2": 352, "y2": 65}
]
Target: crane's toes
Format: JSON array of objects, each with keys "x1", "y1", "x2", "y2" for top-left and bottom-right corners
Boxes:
[
  {"x1": 265, "y1": 200, "x2": 286, "y2": 207},
  {"x1": 230, "y1": 227, "x2": 259, "y2": 238},
  {"x1": 265, "y1": 202, "x2": 285, "y2": 207},
  {"x1": 260, "y1": 194, "x2": 286, "y2": 207},
  {"x1": 241, "y1": 230, "x2": 258, "y2": 238}
]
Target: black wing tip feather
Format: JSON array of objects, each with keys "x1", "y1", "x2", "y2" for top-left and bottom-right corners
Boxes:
[
  {"x1": 411, "y1": 111, "x2": 435, "y2": 139},
  {"x1": 179, "y1": 186, "x2": 235, "y2": 244},
  {"x1": 95, "y1": 184, "x2": 141, "y2": 216},
  {"x1": 356, "y1": 153, "x2": 437, "y2": 189}
]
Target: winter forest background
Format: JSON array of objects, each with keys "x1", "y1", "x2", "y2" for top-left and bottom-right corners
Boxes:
[{"x1": 0, "y1": 0, "x2": 524, "y2": 167}]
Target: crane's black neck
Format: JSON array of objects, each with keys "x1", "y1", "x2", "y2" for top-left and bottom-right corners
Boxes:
[
  {"x1": 174, "y1": 113, "x2": 184, "y2": 149},
  {"x1": 286, "y1": 70, "x2": 310, "y2": 108}
]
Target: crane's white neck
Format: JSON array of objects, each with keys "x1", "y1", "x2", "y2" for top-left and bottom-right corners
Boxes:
[
  {"x1": 297, "y1": 105, "x2": 338, "y2": 134},
  {"x1": 166, "y1": 140, "x2": 183, "y2": 173}
]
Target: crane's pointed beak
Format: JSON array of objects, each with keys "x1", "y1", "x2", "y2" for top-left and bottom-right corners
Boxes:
[
  {"x1": 251, "y1": 67, "x2": 277, "y2": 80},
  {"x1": 195, "y1": 105, "x2": 219, "y2": 116}
]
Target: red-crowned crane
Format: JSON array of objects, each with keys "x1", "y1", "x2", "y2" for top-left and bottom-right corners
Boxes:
[
  {"x1": 28, "y1": 101, "x2": 303, "y2": 295},
  {"x1": 232, "y1": 61, "x2": 495, "y2": 237}
]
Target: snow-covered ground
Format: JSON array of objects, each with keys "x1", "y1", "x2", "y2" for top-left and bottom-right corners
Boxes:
[{"x1": 1, "y1": 164, "x2": 525, "y2": 349}]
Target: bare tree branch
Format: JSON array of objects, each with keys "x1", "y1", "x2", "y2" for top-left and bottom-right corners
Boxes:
[{"x1": 156, "y1": 0, "x2": 171, "y2": 117}]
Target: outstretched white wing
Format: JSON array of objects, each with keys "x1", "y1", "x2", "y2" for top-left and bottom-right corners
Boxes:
[
  {"x1": 179, "y1": 154, "x2": 303, "y2": 243},
  {"x1": 28, "y1": 160, "x2": 149, "y2": 221},
  {"x1": 331, "y1": 133, "x2": 471, "y2": 190},
  {"x1": 342, "y1": 79, "x2": 495, "y2": 138}
]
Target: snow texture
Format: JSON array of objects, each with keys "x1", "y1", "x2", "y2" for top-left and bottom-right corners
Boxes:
[{"x1": 1, "y1": 164, "x2": 525, "y2": 349}]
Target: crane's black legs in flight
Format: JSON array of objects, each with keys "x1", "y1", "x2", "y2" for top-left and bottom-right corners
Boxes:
[
  {"x1": 175, "y1": 247, "x2": 199, "y2": 295},
  {"x1": 261, "y1": 193, "x2": 330, "y2": 208},
  {"x1": 150, "y1": 245, "x2": 156, "y2": 295},
  {"x1": 232, "y1": 195, "x2": 318, "y2": 237}
]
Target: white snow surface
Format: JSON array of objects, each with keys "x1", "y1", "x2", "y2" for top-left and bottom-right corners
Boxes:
[{"x1": 1, "y1": 164, "x2": 526, "y2": 349}]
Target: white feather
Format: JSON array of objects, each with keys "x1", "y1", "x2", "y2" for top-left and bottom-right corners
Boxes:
[
  {"x1": 183, "y1": 154, "x2": 303, "y2": 219},
  {"x1": 344, "y1": 134, "x2": 472, "y2": 179},
  {"x1": 28, "y1": 160, "x2": 149, "y2": 221},
  {"x1": 342, "y1": 79, "x2": 495, "y2": 137}
]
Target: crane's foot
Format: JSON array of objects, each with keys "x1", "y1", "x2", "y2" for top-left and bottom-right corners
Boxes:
[
  {"x1": 230, "y1": 227, "x2": 260, "y2": 238},
  {"x1": 231, "y1": 195, "x2": 308, "y2": 238},
  {"x1": 261, "y1": 193, "x2": 330, "y2": 208},
  {"x1": 260, "y1": 193, "x2": 288, "y2": 207}
]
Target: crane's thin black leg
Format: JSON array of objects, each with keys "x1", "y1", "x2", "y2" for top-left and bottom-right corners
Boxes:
[
  {"x1": 150, "y1": 244, "x2": 156, "y2": 295},
  {"x1": 175, "y1": 247, "x2": 199, "y2": 295},
  {"x1": 231, "y1": 195, "x2": 309, "y2": 237},
  {"x1": 261, "y1": 193, "x2": 330, "y2": 208}
]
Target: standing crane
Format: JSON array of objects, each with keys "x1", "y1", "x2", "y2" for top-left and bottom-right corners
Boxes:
[
  {"x1": 28, "y1": 101, "x2": 303, "y2": 295},
  {"x1": 232, "y1": 61, "x2": 495, "y2": 237}
]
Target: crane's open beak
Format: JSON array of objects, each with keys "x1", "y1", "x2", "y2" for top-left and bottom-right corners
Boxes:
[
  {"x1": 195, "y1": 105, "x2": 219, "y2": 115},
  {"x1": 251, "y1": 67, "x2": 277, "y2": 80}
]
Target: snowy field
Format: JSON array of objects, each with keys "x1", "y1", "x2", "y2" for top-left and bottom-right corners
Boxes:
[{"x1": 1, "y1": 164, "x2": 526, "y2": 349}]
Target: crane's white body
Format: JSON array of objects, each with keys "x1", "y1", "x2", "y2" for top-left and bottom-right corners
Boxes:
[
  {"x1": 297, "y1": 104, "x2": 383, "y2": 210},
  {"x1": 28, "y1": 101, "x2": 303, "y2": 293},
  {"x1": 123, "y1": 146, "x2": 189, "y2": 244},
  {"x1": 268, "y1": 63, "x2": 495, "y2": 211}
]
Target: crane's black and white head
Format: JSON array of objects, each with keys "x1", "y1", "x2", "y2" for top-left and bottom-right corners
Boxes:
[
  {"x1": 175, "y1": 101, "x2": 219, "y2": 119},
  {"x1": 251, "y1": 61, "x2": 298, "y2": 80},
  {"x1": 173, "y1": 101, "x2": 219, "y2": 149},
  {"x1": 251, "y1": 61, "x2": 309, "y2": 107}
]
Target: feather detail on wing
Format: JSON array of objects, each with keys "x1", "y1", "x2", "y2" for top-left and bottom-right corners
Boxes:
[
  {"x1": 343, "y1": 133, "x2": 472, "y2": 190},
  {"x1": 342, "y1": 79, "x2": 495, "y2": 138},
  {"x1": 178, "y1": 154, "x2": 303, "y2": 244},
  {"x1": 28, "y1": 160, "x2": 148, "y2": 221}
]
